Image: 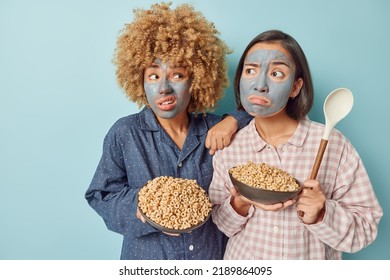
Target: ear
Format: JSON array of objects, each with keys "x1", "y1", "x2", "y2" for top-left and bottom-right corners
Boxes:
[{"x1": 290, "y1": 78, "x2": 303, "y2": 99}]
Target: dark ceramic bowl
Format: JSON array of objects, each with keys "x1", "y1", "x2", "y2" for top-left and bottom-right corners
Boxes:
[
  {"x1": 229, "y1": 173, "x2": 302, "y2": 205},
  {"x1": 138, "y1": 207, "x2": 211, "y2": 234}
]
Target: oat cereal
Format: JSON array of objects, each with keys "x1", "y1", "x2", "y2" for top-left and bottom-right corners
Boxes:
[
  {"x1": 229, "y1": 162, "x2": 299, "y2": 192},
  {"x1": 138, "y1": 176, "x2": 211, "y2": 230}
]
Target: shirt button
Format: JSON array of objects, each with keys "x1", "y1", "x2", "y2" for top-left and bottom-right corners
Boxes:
[
  {"x1": 178, "y1": 162, "x2": 182, "y2": 167},
  {"x1": 189, "y1": 245, "x2": 194, "y2": 251},
  {"x1": 273, "y1": 226, "x2": 279, "y2": 233}
]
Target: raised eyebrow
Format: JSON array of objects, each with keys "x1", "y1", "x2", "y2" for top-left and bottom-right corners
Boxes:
[
  {"x1": 169, "y1": 65, "x2": 186, "y2": 70},
  {"x1": 147, "y1": 64, "x2": 160, "y2": 69},
  {"x1": 271, "y1": 60, "x2": 291, "y2": 68},
  {"x1": 243, "y1": 63, "x2": 260, "y2": 67}
]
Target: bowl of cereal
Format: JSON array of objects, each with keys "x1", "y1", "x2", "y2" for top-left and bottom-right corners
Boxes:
[
  {"x1": 229, "y1": 162, "x2": 302, "y2": 205},
  {"x1": 137, "y1": 176, "x2": 212, "y2": 234}
]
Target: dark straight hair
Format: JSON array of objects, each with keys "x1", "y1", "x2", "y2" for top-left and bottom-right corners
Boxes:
[{"x1": 234, "y1": 30, "x2": 314, "y2": 120}]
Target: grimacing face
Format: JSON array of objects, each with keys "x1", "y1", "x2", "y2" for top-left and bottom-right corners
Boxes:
[
  {"x1": 239, "y1": 43, "x2": 296, "y2": 117},
  {"x1": 144, "y1": 59, "x2": 191, "y2": 119}
]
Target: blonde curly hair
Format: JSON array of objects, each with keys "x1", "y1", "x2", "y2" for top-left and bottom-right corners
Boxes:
[{"x1": 113, "y1": 2, "x2": 230, "y2": 113}]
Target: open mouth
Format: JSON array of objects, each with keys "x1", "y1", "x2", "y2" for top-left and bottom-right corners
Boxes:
[
  {"x1": 157, "y1": 96, "x2": 176, "y2": 110},
  {"x1": 160, "y1": 99, "x2": 174, "y2": 105}
]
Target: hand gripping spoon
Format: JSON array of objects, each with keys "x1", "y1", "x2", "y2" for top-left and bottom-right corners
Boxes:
[{"x1": 298, "y1": 88, "x2": 353, "y2": 218}]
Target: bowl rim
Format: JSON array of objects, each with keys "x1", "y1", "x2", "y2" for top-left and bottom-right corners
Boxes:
[
  {"x1": 229, "y1": 175, "x2": 303, "y2": 205},
  {"x1": 136, "y1": 183, "x2": 212, "y2": 234},
  {"x1": 138, "y1": 205, "x2": 211, "y2": 234},
  {"x1": 229, "y1": 174, "x2": 302, "y2": 194}
]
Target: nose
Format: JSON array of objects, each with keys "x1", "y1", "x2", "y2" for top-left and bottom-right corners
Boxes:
[
  {"x1": 254, "y1": 72, "x2": 268, "y2": 93},
  {"x1": 159, "y1": 79, "x2": 173, "y2": 94}
]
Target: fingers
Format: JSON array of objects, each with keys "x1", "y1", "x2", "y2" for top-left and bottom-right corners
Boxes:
[
  {"x1": 236, "y1": 192, "x2": 295, "y2": 212},
  {"x1": 205, "y1": 119, "x2": 235, "y2": 153},
  {"x1": 257, "y1": 202, "x2": 284, "y2": 211},
  {"x1": 302, "y1": 179, "x2": 320, "y2": 190},
  {"x1": 163, "y1": 231, "x2": 181, "y2": 237},
  {"x1": 136, "y1": 208, "x2": 146, "y2": 223},
  {"x1": 296, "y1": 205, "x2": 323, "y2": 224},
  {"x1": 206, "y1": 133, "x2": 217, "y2": 155},
  {"x1": 229, "y1": 186, "x2": 239, "y2": 197},
  {"x1": 136, "y1": 208, "x2": 141, "y2": 219},
  {"x1": 205, "y1": 131, "x2": 212, "y2": 149},
  {"x1": 281, "y1": 199, "x2": 295, "y2": 209},
  {"x1": 207, "y1": 131, "x2": 226, "y2": 151},
  {"x1": 298, "y1": 179, "x2": 322, "y2": 202},
  {"x1": 295, "y1": 180, "x2": 326, "y2": 224},
  {"x1": 257, "y1": 199, "x2": 295, "y2": 211},
  {"x1": 250, "y1": 200, "x2": 294, "y2": 211}
]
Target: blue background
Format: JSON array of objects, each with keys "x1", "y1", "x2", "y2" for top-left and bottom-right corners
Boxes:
[{"x1": 0, "y1": 0, "x2": 388, "y2": 260}]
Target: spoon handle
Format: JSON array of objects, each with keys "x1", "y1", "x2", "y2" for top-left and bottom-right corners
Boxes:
[
  {"x1": 309, "y1": 139, "x2": 329, "y2": 180},
  {"x1": 297, "y1": 138, "x2": 328, "y2": 218}
]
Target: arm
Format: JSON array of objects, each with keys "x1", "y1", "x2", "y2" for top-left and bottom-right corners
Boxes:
[
  {"x1": 209, "y1": 152, "x2": 254, "y2": 237},
  {"x1": 205, "y1": 110, "x2": 252, "y2": 155},
  {"x1": 304, "y1": 143, "x2": 383, "y2": 253},
  {"x1": 85, "y1": 127, "x2": 158, "y2": 238}
]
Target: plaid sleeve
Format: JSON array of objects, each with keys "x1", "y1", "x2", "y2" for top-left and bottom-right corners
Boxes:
[
  {"x1": 305, "y1": 139, "x2": 383, "y2": 253},
  {"x1": 209, "y1": 151, "x2": 254, "y2": 237}
]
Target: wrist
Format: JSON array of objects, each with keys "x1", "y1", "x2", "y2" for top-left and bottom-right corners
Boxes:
[
  {"x1": 230, "y1": 196, "x2": 250, "y2": 216},
  {"x1": 224, "y1": 115, "x2": 238, "y2": 130},
  {"x1": 315, "y1": 206, "x2": 326, "y2": 224}
]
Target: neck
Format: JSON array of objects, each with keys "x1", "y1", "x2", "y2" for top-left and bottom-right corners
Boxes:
[
  {"x1": 156, "y1": 111, "x2": 189, "y2": 149},
  {"x1": 254, "y1": 111, "x2": 298, "y2": 148}
]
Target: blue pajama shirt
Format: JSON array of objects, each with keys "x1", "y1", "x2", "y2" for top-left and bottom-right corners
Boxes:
[{"x1": 85, "y1": 107, "x2": 250, "y2": 259}]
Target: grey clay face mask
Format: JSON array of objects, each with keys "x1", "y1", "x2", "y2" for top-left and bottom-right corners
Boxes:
[
  {"x1": 239, "y1": 49, "x2": 295, "y2": 117},
  {"x1": 144, "y1": 59, "x2": 191, "y2": 119}
]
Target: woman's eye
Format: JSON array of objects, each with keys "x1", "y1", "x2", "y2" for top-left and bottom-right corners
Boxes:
[
  {"x1": 149, "y1": 74, "x2": 159, "y2": 80},
  {"x1": 271, "y1": 71, "x2": 284, "y2": 78},
  {"x1": 245, "y1": 68, "x2": 256, "y2": 75},
  {"x1": 172, "y1": 73, "x2": 183, "y2": 80}
]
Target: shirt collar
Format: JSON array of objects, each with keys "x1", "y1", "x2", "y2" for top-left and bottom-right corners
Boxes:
[
  {"x1": 248, "y1": 120, "x2": 267, "y2": 152},
  {"x1": 250, "y1": 117, "x2": 311, "y2": 152},
  {"x1": 139, "y1": 107, "x2": 208, "y2": 137},
  {"x1": 139, "y1": 107, "x2": 160, "y2": 131},
  {"x1": 287, "y1": 117, "x2": 311, "y2": 147}
]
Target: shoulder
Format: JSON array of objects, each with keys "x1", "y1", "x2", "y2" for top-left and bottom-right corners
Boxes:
[
  {"x1": 213, "y1": 120, "x2": 255, "y2": 156},
  {"x1": 305, "y1": 118, "x2": 355, "y2": 156},
  {"x1": 303, "y1": 118, "x2": 340, "y2": 141},
  {"x1": 110, "y1": 113, "x2": 140, "y2": 133},
  {"x1": 308, "y1": 119, "x2": 350, "y2": 144},
  {"x1": 192, "y1": 112, "x2": 222, "y2": 127},
  {"x1": 303, "y1": 118, "x2": 324, "y2": 135},
  {"x1": 234, "y1": 118, "x2": 255, "y2": 139},
  {"x1": 103, "y1": 112, "x2": 142, "y2": 145}
]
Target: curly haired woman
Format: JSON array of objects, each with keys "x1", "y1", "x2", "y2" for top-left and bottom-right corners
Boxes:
[{"x1": 85, "y1": 2, "x2": 251, "y2": 259}]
